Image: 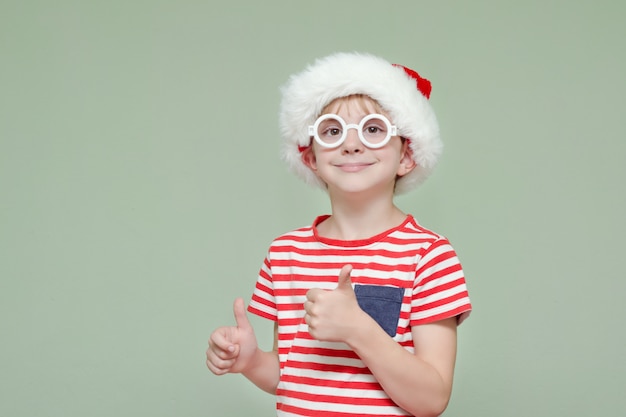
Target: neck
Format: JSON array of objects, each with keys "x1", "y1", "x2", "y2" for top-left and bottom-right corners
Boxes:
[{"x1": 320, "y1": 188, "x2": 407, "y2": 240}]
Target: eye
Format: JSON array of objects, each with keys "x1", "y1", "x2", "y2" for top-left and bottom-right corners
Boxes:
[
  {"x1": 319, "y1": 121, "x2": 343, "y2": 137},
  {"x1": 363, "y1": 121, "x2": 387, "y2": 134},
  {"x1": 320, "y1": 126, "x2": 342, "y2": 136}
]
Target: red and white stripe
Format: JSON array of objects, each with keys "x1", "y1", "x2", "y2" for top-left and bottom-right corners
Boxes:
[{"x1": 248, "y1": 215, "x2": 471, "y2": 416}]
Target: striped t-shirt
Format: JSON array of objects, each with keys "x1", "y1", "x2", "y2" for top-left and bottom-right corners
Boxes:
[{"x1": 248, "y1": 215, "x2": 472, "y2": 416}]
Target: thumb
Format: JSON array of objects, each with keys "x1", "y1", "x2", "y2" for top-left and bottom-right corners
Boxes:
[
  {"x1": 233, "y1": 297, "x2": 252, "y2": 330},
  {"x1": 336, "y1": 264, "x2": 354, "y2": 290}
]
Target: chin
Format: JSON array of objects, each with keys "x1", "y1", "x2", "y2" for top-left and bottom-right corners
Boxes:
[{"x1": 328, "y1": 181, "x2": 394, "y2": 196}]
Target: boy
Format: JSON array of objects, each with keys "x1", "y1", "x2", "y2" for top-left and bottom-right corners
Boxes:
[{"x1": 206, "y1": 52, "x2": 472, "y2": 417}]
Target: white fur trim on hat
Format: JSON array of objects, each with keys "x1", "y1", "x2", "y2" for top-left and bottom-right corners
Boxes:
[{"x1": 279, "y1": 52, "x2": 442, "y2": 194}]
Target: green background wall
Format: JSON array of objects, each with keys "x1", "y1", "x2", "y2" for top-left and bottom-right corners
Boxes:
[{"x1": 1, "y1": 1, "x2": 624, "y2": 416}]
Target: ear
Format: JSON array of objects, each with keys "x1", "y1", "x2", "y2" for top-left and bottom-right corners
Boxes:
[
  {"x1": 397, "y1": 140, "x2": 417, "y2": 177},
  {"x1": 300, "y1": 146, "x2": 318, "y2": 172}
]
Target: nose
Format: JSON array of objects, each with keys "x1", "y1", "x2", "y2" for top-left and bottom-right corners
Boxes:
[{"x1": 341, "y1": 126, "x2": 364, "y2": 154}]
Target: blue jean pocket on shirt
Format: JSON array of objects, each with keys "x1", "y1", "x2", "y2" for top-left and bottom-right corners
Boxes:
[{"x1": 354, "y1": 285, "x2": 404, "y2": 337}]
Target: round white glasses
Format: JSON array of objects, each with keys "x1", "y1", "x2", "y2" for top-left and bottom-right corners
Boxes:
[{"x1": 307, "y1": 114, "x2": 398, "y2": 149}]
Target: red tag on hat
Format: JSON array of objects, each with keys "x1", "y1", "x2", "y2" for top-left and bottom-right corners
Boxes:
[{"x1": 393, "y1": 64, "x2": 432, "y2": 99}]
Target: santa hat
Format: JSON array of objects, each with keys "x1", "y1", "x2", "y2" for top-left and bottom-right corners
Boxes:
[{"x1": 279, "y1": 52, "x2": 442, "y2": 194}]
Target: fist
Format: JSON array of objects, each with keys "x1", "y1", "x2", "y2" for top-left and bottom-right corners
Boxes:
[
  {"x1": 206, "y1": 298, "x2": 258, "y2": 375},
  {"x1": 303, "y1": 265, "x2": 364, "y2": 342}
]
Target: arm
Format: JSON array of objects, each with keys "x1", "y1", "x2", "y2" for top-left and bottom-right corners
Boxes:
[
  {"x1": 241, "y1": 322, "x2": 280, "y2": 393},
  {"x1": 305, "y1": 265, "x2": 458, "y2": 417},
  {"x1": 206, "y1": 298, "x2": 280, "y2": 394},
  {"x1": 347, "y1": 314, "x2": 457, "y2": 417}
]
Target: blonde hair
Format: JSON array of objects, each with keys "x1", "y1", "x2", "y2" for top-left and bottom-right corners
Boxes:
[{"x1": 320, "y1": 94, "x2": 388, "y2": 118}]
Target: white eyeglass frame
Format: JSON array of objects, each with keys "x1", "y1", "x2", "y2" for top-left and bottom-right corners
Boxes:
[{"x1": 307, "y1": 113, "x2": 398, "y2": 149}]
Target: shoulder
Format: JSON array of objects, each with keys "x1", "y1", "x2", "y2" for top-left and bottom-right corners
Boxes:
[
  {"x1": 267, "y1": 218, "x2": 320, "y2": 249},
  {"x1": 395, "y1": 217, "x2": 463, "y2": 267},
  {"x1": 394, "y1": 215, "x2": 450, "y2": 246}
]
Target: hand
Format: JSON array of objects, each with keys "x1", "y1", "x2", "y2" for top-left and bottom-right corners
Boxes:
[
  {"x1": 303, "y1": 264, "x2": 365, "y2": 342},
  {"x1": 206, "y1": 298, "x2": 258, "y2": 375}
]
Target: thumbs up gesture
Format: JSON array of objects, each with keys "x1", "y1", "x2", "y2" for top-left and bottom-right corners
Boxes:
[
  {"x1": 206, "y1": 298, "x2": 258, "y2": 375},
  {"x1": 304, "y1": 265, "x2": 365, "y2": 342}
]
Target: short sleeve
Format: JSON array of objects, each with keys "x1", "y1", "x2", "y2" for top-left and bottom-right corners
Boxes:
[
  {"x1": 411, "y1": 238, "x2": 472, "y2": 326},
  {"x1": 247, "y1": 255, "x2": 278, "y2": 321}
]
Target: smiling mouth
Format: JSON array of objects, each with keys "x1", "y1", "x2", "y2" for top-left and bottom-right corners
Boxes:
[{"x1": 335, "y1": 162, "x2": 374, "y2": 172}]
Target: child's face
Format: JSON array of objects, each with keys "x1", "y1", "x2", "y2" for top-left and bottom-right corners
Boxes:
[{"x1": 301, "y1": 95, "x2": 416, "y2": 196}]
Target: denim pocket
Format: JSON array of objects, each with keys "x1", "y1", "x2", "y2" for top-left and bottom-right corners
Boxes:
[{"x1": 354, "y1": 285, "x2": 404, "y2": 337}]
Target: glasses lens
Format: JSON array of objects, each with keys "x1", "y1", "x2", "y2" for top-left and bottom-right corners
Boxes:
[
  {"x1": 316, "y1": 116, "x2": 344, "y2": 146},
  {"x1": 361, "y1": 116, "x2": 390, "y2": 144}
]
